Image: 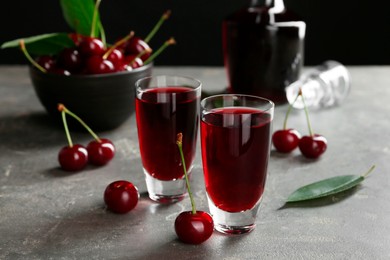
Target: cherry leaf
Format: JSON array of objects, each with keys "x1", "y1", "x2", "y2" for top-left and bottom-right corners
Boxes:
[
  {"x1": 1, "y1": 33, "x2": 75, "y2": 55},
  {"x1": 286, "y1": 165, "x2": 375, "y2": 203},
  {"x1": 60, "y1": 0, "x2": 101, "y2": 37}
]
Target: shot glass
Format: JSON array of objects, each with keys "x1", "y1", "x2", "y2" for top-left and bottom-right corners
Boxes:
[
  {"x1": 135, "y1": 75, "x2": 201, "y2": 203},
  {"x1": 200, "y1": 94, "x2": 274, "y2": 234}
]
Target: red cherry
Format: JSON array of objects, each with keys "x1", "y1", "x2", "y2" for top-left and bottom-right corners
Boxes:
[
  {"x1": 125, "y1": 37, "x2": 151, "y2": 60},
  {"x1": 272, "y1": 129, "x2": 301, "y2": 153},
  {"x1": 174, "y1": 211, "x2": 214, "y2": 244},
  {"x1": 174, "y1": 134, "x2": 213, "y2": 244},
  {"x1": 57, "y1": 48, "x2": 82, "y2": 72},
  {"x1": 58, "y1": 144, "x2": 88, "y2": 171},
  {"x1": 114, "y1": 62, "x2": 132, "y2": 72},
  {"x1": 104, "y1": 180, "x2": 139, "y2": 214},
  {"x1": 106, "y1": 48, "x2": 124, "y2": 67},
  {"x1": 78, "y1": 37, "x2": 105, "y2": 57},
  {"x1": 124, "y1": 55, "x2": 144, "y2": 69},
  {"x1": 87, "y1": 138, "x2": 115, "y2": 166},
  {"x1": 85, "y1": 56, "x2": 115, "y2": 74},
  {"x1": 298, "y1": 134, "x2": 327, "y2": 159},
  {"x1": 33, "y1": 56, "x2": 68, "y2": 75},
  {"x1": 35, "y1": 55, "x2": 56, "y2": 71}
]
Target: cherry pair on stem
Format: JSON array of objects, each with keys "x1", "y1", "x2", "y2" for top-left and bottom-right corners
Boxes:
[
  {"x1": 272, "y1": 90, "x2": 327, "y2": 159},
  {"x1": 57, "y1": 104, "x2": 115, "y2": 171}
]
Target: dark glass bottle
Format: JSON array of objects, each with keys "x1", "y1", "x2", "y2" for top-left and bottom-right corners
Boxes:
[{"x1": 222, "y1": 0, "x2": 306, "y2": 104}]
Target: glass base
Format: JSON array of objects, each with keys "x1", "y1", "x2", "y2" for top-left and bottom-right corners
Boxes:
[
  {"x1": 207, "y1": 194, "x2": 262, "y2": 234},
  {"x1": 144, "y1": 169, "x2": 190, "y2": 203}
]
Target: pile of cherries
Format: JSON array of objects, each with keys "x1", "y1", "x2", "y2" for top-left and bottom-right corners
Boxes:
[
  {"x1": 36, "y1": 33, "x2": 149, "y2": 75},
  {"x1": 272, "y1": 90, "x2": 328, "y2": 159},
  {"x1": 24, "y1": 10, "x2": 172, "y2": 76}
]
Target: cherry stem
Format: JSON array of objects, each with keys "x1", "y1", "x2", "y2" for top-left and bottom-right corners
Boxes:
[
  {"x1": 144, "y1": 37, "x2": 176, "y2": 65},
  {"x1": 362, "y1": 165, "x2": 376, "y2": 178},
  {"x1": 57, "y1": 103, "x2": 101, "y2": 143},
  {"x1": 282, "y1": 92, "x2": 300, "y2": 130},
  {"x1": 176, "y1": 133, "x2": 196, "y2": 214},
  {"x1": 144, "y1": 10, "x2": 171, "y2": 43},
  {"x1": 102, "y1": 31, "x2": 134, "y2": 60},
  {"x1": 91, "y1": 0, "x2": 102, "y2": 38},
  {"x1": 100, "y1": 22, "x2": 107, "y2": 47},
  {"x1": 19, "y1": 40, "x2": 47, "y2": 73},
  {"x1": 127, "y1": 48, "x2": 152, "y2": 66},
  {"x1": 300, "y1": 89, "x2": 314, "y2": 136},
  {"x1": 59, "y1": 106, "x2": 73, "y2": 148}
]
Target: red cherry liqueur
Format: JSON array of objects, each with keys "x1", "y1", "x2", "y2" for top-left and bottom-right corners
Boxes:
[{"x1": 222, "y1": 0, "x2": 306, "y2": 104}]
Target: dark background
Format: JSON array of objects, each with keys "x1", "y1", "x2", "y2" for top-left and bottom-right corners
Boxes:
[{"x1": 1, "y1": 0, "x2": 389, "y2": 66}]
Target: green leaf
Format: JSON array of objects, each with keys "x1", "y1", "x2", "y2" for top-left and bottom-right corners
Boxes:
[
  {"x1": 286, "y1": 165, "x2": 375, "y2": 203},
  {"x1": 1, "y1": 33, "x2": 75, "y2": 55},
  {"x1": 60, "y1": 0, "x2": 100, "y2": 37}
]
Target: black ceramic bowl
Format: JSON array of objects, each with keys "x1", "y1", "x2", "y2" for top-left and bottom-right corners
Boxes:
[{"x1": 29, "y1": 63, "x2": 153, "y2": 131}]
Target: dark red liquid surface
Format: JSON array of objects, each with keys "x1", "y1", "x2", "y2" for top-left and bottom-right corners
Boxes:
[
  {"x1": 223, "y1": 6, "x2": 305, "y2": 104},
  {"x1": 136, "y1": 87, "x2": 199, "y2": 181},
  {"x1": 201, "y1": 107, "x2": 272, "y2": 212}
]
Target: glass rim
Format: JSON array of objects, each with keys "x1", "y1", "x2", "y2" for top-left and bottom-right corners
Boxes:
[
  {"x1": 135, "y1": 75, "x2": 202, "y2": 93},
  {"x1": 201, "y1": 94, "x2": 275, "y2": 112}
]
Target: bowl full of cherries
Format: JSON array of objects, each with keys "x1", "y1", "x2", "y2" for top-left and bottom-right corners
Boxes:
[{"x1": 1, "y1": 0, "x2": 175, "y2": 130}]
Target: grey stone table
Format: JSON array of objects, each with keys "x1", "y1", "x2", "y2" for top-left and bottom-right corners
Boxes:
[{"x1": 1, "y1": 66, "x2": 389, "y2": 259}]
